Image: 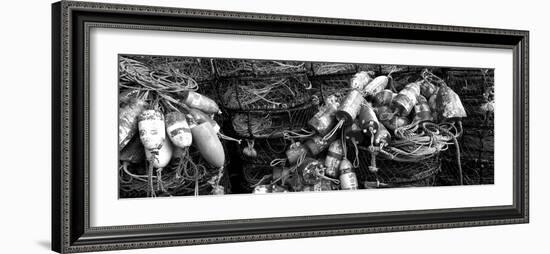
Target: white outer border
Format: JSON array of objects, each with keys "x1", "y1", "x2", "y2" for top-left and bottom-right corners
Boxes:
[{"x1": 89, "y1": 28, "x2": 513, "y2": 227}]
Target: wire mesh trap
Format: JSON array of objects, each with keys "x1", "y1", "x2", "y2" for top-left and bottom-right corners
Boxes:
[
  {"x1": 230, "y1": 101, "x2": 317, "y2": 138},
  {"x1": 213, "y1": 59, "x2": 307, "y2": 77},
  {"x1": 217, "y1": 73, "x2": 313, "y2": 111}
]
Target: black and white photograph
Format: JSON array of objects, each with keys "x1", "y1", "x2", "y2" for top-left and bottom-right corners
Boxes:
[{"x1": 118, "y1": 55, "x2": 495, "y2": 198}]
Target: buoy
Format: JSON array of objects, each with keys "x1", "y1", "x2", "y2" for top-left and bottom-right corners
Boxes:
[
  {"x1": 190, "y1": 122, "x2": 225, "y2": 168},
  {"x1": 285, "y1": 142, "x2": 310, "y2": 165},
  {"x1": 374, "y1": 122, "x2": 391, "y2": 146},
  {"x1": 392, "y1": 81, "x2": 421, "y2": 116},
  {"x1": 308, "y1": 96, "x2": 339, "y2": 136},
  {"x1": 350, "y1": 71, "x2": 373, "y2": 91},
  {"x1": 298, "y1": 158, "x2": 324, "y2": 185},
  {"x1": 145, "y1": 138, "x2": 173, "y2": 168},
  {"x1": 324, "y1": 140, "x2": 343, "y2": 178},
  {"x1": 362, "y1": 75, "x2": 389, "y2": 99},
  {"x1": 186, "y1": 108, "x2": 221, "y2": 133},
  {"x1": 413, "y1": 95, "x2": 433, "y2": 123},
  {"x1": 358, "y1": 103, "x2": 380, "y2": 134},
  {"x1": 335, "y1": 89, "x2": 365, "y2": 126},
  {"x1": 138, "y1": 110, "x2": 166, "y2": 150},
  {"x1": 344, "y1": 122, "x2": 366, "y2": 144},
  {"x1": 436, "y1": 84, "x2": 467, "y2": 120},
  {"x1": 304, "y1": 136, "x2": 330, "y2": 156},
  {"x1": 339, "y1": 159, "x2": 358, "y2": 190},
  {"x1": 180, "y1": 91, "x2": 221, "y2": 114},
  {"x1": 165, "y1": 111, "x2": 192, "y2": 148},
  {"x1": 419, "y1": 79, "x2": 437, "y2": 98},
  {"x1": 373, "y1": 89, "x2": 395, "y2": 107}
]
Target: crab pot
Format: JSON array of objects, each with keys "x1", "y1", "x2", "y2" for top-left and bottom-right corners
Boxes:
[
  {"x1": 373, "y1": 89, "x2": 395, "y2": 107},
  {"x1": 335, "y1": 89, "x2": 365, "y2": 126}
]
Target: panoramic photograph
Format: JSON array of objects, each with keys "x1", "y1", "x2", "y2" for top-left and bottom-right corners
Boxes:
[{"x1": 118, "y1": 54, "x2": 495, "y2": 198}]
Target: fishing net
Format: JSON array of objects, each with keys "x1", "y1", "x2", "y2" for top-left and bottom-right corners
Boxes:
[
  {"x1": 136, "y1": 55, "x2": 215, "y2": 82},
  {"x1": 240, "y1": 163, "x2": 274, "y2": 192},
  {"x1": 238, "y1": 137, "x2": 289, "y2": 165},
  {"x1": 437, "y1": 69, "x2": 495, "y2": 185},
  {"x1": 311, "y1": 62, "x2": 357, "y2": 76},
  {"x1": 355, "y1": 146, "x2": 441, "y2": 188},
  {"x1": 310, "y1": 73, "x2": 354, "y2": 103},
  {"x1": 119, "y1": 145, "x2": 231, "y2": 198},
  {"x1": 213, "y1": 59, "x2": 307, "y2": 77},
  {"x1": 230, "y1": 101, "x2": 317, "y2": 138},
  {"x1": 217, "y1": 73, "x2": 312, "y2": 111}
]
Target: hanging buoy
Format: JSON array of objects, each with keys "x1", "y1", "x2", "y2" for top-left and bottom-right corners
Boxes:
[
  {"x1": 242, "y1": 139, "x2": 257, "y2": 158},
  {"x1": 285, "y1": 142, "x2": 310, "y2": 165},
  {"x1": 190, "y1": 121, "x2": 225, "y2": 168},
  {"x1": 165, "y1": 111, "x2": 192, "y2": 148},
  {"x1": 324, "y1": 140, "x2": 343, "y2": 178},
  {"x1": 145, "y1": 138, "x2": 173, "y2": 168},
  {"x1": 419, "y1": 79, "x2": 438, "y2": 98},
  {"x1": 392, "y1": 81, "x2": 421, "y2": 117},
  {"x1": 428, "y1": 88, "x2": 439, "y2": 122},
  {"x1": 304, "y1": 136, "x2": 330, "y2": 156},
  {"x1": 119, "y1": 97, "x2": 147, "y2": 151},
  {"x1": 180, "y1": 91, "x2": 221, "y2": 115},
  {"x1": 344, "y1": 122, "x2": 366, "y2": 144},
  {"x1": 362, "y1": 75, "x2": 389, "y2": 99},
  {"x1": 339, "y1": 159, "x2": 358, "y2": 190},
  {"x1": 413, "y1": 95, "x2": 433, "y2": 123},
  {"x1": 335, "y1": 89, "x2": 365, "y2": 126},
  {"x1": 435, "y1": 84, "x2": 467, "y2": 120},
  {"x1": 138, "y1": 109, "x2": 166, "y2": 150},
  {"x1": 358, "y1": 103, "x2": 380, "y2": 134},
  {"x1": 374, "y1": 122, "x2": 391, "y2": 146},
  {"x1": 373, "y1": 89, "x2": 395, "y2": 107},
  {"x1": 186, "y1": 108, "x2": 221, "y2": 134},
  {"x1": 298, "y1": 158, "x2": 324, "y2": 185},
  {"x1": 350, "y1": 71, "x2": 373, "y2": 91},
  {"x1": 308, "y1": 95, "x2": 339, "y2": 136}
]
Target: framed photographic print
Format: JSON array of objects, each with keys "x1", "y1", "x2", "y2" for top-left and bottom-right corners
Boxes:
[{"x1": 52, "y1": 1, "x2": 529, "y2": 253}]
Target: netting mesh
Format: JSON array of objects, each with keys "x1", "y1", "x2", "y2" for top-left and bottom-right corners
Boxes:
[
  {"x1": 355, "y1": 146, "x2": 441, "y2": 187},
  {"x1": 213, "y1": 59, "x2": 307, "y2": 77},
  {"x1": 217, "y1": 73, "x2": 312, "y2": 111},
  {"x1": 238, "y1": 137, "x2": 288, "y2": 165},
  {"x1": 125, "y1": 55, "x2": 215, "y2": 82},
  {"x1": 230, "y1": 101, "x2": 317, "y2": 138},
  {"x1": 119, "y1": 144, "x2": 231, "y2": 198},
  {"x1": 437, "y1": 69, "x2": 495, "y2": 185}
]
